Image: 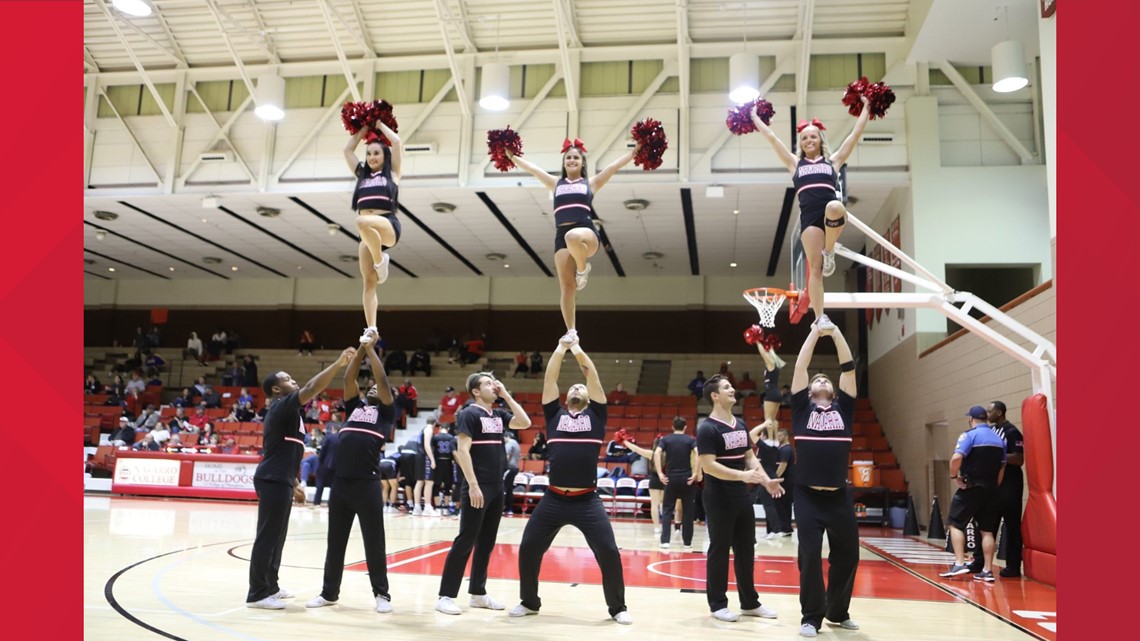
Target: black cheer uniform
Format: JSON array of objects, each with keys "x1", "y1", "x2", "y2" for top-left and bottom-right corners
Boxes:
[
  {"x1": 438, "y1": 404, "x2": 512, "y2": 599},
  {"x1": 517, "y1": 399, "x2": 627, "y2": 617},
  {"x1": 552, "y1": 177, "x2": 599, "y2": 252},
  {"x1": 247, "y1": 392, "x2": 307, "y2": 603},
  {"x1": 696, "y1": 416, "x2": 765, "y2": 613},
  {"x1": 351, "y1": 161, "x2": 402, "y2": 246},
  {"x1": 763, "y1": 365, "x2": 782, "y2": 403},
  {"x1": 658, "y1": 432, "x2": 698, "y2": 546},
  {"x1": 790, "y1": 388, "x2": 859, "y2": 630},
  {"x1": 792, "y1": 156, "x2": 841, "y2": 231},
  {"x1": 317, "y1": 400, "x2": 396, "y2": 603}
]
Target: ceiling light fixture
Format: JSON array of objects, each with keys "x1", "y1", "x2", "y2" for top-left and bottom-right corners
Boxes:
[
  {"x1": 623, "y1": 199, "x2": 650, "y2": 211},
  {"x1": 486, "y1": 252, "x2": 507, "y2": 261},
  {"x1": 642, "y1": 251, "x2": 664, "y2": 260},
  {"x1": 327, "y1": 223, "x2": 341, "y2": 236},
  {"x1": 111, "y1": 0, "x2": 153, "y2": 18},
  {"x1": 257, "y1": 207, "x2": 281, "y2": 218},
  {"x1": 203, "y1": 256, "x2": 223, "y2": 264},
  {"x1": 254, "y1": 75, "x2": 286, "y2": 121},
  {"x1": 93, "y1": 210, "x2": 119, "y2": 221},
  {"x1": 95, "y1": 229, "x2": 107, "y2": 241}
]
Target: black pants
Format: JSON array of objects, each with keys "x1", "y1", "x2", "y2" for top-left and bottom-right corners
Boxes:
[
  {"x1": 503, "y1": 467, "x2": 519, "y2": 513},
  {"x1": 247, "y1": 478, "x2": 293, "y2": 602},
  {"x1": 973, "y1": 474, "x2": 1023, "y2": 571},
  {"x1": 756, "y1": 486, "x2": 783, "y2": 534},
  {"x1": 794, "y1": 486, "x2": 859, "y2": 628},
  {"x1": 320, "y1": 477, "x2": 390, "y2": 601},
  {"x1": 438, "y1": 490, "x2": 505, "y2": 598},
  {"x1": 775, "y1": 486, "x2": 795, "y2": 534},
  {"x1": 314, "y1": 466, "x2": 334, "y2": 506},
  {"x1": 703, "y1": 485, "x2": 760, "y2": 612},
  {"x1": 518, "y1": 492, "x2": 626, "y2": 616},
  {"x1": 660, "y1": 473, "x2": 696, "y2": 545}
]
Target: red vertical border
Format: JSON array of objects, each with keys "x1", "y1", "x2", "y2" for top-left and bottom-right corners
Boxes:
[
  {"x1": 1063, "y1": 0, "x2": 1140, "y2": 632},
  {"x1": 0, "y1": 1, "x2": 83, "y2": 637}
]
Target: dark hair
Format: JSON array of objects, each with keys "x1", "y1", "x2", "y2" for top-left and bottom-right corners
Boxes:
[
  {"x1": 703, "y1": 374, "x2": 728, "y2": 403},
  {"x1": 672, "y1": 416, "x2": 687, "y2": 431},
  {"x1": 990, "y1": 400, "x2": 1007, "y2": 415},
  {"x1": 559, "y1": 147, "x2": 589, "y2": 179},
  {"x1": 466, "y1": 371, "x2": 493, "y2": 396},
  {"x1": 261, "y1": 373, "x2": 281, "y2": 397}
]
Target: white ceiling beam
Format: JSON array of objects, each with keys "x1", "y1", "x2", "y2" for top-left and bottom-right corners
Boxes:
[
  {"x1": 450, "y1": 0, "x2": 479, "y2": 53},
  {"x1": 164, "y1": 71, "x2": 189, "y2": 194},
  {"x1": 555, "y1": 0, "x2": 581, "y2": 48},
  {"x1": 552, "y1": 0, "x2": 579, "y2": 114},
  {"x1": 400, "y1": 77, "x2": 456, "y2": 141},
  {"x1": 96, "y1": 87, "x2": 163, "y2": 184},
  {"x1": 318, "y1": 0, "x2": 363, "y2": 102},
  {"x1": 203, "y1": 0, "x2": 259, "y2": 102},
  {"x1": 273, "y1": 82, "x2": 359, "y2": 182},
  {"x1": 151, "y1": 5, "x2": 188, "y2": 67},
  {"x1": 338, "y1": 0, "x2": 377, "y2": 58},
  {"x1": 179, "y1": 89, "x2": 257, "y2": 186},
  {"x1": 796, "y1": 0, "x2": 815, "y2": 112},
  {"x1": 677, "y1": 0, "x2": 691, "y2": 182},
  {"x1": 475, "y1": 70, "x2": 564, "y2": 175},
  {"x1": 84, "y1": 47, "x2": 100, "y2": 73},
  {"x1": 242, "y1": 0, "x2": 282, "y2": 64},
  {"x1": 84, "y1": 81, "x2": 99, "y2": 186},
  {"x1": 208, "y1": 0, "x2": 279, "y2": 65},
  {"x1": 111, "y1": 10, "x2": 187, "y2": 68},
  {"x1": 593, "y1": 65, "x2": 675, "y2": 160},
  {"x1": 432, "y1": 0, "x2": 472, "y2": 117},
  {"x1": 85, "y1": 37, "x2": 909, "y2": 86},
  {"x1": 92, "y1": 0, "x2": 178, "y2": 129},
  {"x1": 259, "y1": 118, "x2": 277, "y2": 192},
  {"x1": 935, "y1": 61, "x2": 1036, "y2": 164}
]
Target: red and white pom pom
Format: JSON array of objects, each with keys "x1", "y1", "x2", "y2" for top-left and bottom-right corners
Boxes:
[
  {"x1": 630, "y1": 117, "x2": 668, "y2": 171},
  {"x1": 759, "y1": 332, "x2": 782, "y2": 352},
  {"x1": 342, "y1": 99, "x2": 399, "y2": 145},
  {"x1": 486, "y1": 127, "x2": 523, "y2": 172},
  {"x1": 726, "y1": 98, "x2": 774, "y2": 135},
  {"x1": 614, "y1": 428, "x2": 633, "y2": 445},
  {"x1": 743, "y1": 324, "x2": 765, "y2": 345},
  {"x1": 842, "y1": 77, "x2": 896, "y2": 120}
]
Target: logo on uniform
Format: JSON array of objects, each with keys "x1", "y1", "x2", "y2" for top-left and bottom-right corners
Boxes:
[
  {"x1": 348, "y1": 405, "x2": 379, "y2": 424},
  {"x1": 556, "y1": 414, "x2": 592, "y2": 433},
  {"x1": 722, "y1": 429, "x2": 748, "y2": 450},
  {"x1": 807, "y1": 409, "x2": 845, "y2": 432},
  {"x1": 479, "y1": 416, "x2": 504, "y2": 434}
]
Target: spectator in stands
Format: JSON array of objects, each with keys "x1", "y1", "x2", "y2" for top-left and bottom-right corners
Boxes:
[
  {"x1": 85, "y1": 374, "x2": 103, "y2": 394},
  {"x1": 513, "y1": 351, "x2": 529, "y2": 378},
  {"x1": 230, "y1": 401, "x2": 256, "y2": 423},
  {"x1": 146, "y1": 326, "x2": 161, "y2": 349},
  {"x1": 437, "y1": 386, "x2": 462, "y2": 428},
  {"x1": 208, "y1": 329, "x2": 227, "y2": 360},
  {"x1": 605, "y1": 437, "x2": 637, "y2": 463},
  {"x1": 132, "y1": 326, "x2": 147, "y2": 353},
  {"x1": 528, "y1": 432, "x2": 548, "y2": 461},
  {"x1": 173, "y1": 415, "x2": 194, "y2": 436},
  {"x1": 150, "y1": 421, "x2": 172, "y2": 446},
  {"x1": 307, "y1": 425, "x2": 325, "y2": 449},
  {"x1": 202, "y1": 386, "x2": 222, "y2": 409},
  {"x1": 185, "y1": 332, "x2": 205, "y2": 364},
  {"x1": 164, "y1": 434, "x2": 184, "y2": 452},
  {"x1": 397, "y1": 379, "x2": 418, "y2": 420},
  {"x1": 126, "y1": 371, "x2": 147, "y2": 396},
  {"x1": 111, "y1": 416, "x2": 135, "y2": 446},
  {"x1": 108, "y1": 374, "x2": 126, "y2": 398},
  {"x1": 238, "y1": 387, "x2": 253, "y2": 406},
  {"x1": 717, "y1": 362, "x2": 737, "y2": 387},
  {"x1": 199, "y1": 422, "x2": 217, "y2": 444},
  {"x1": 607, "y1": 382, "x2": 631, "y2": 406},
  {"x1": 194, "y1": 376, "x2": 208, "y2": 396},
  {"x1": 145, "y1": 352, "x2": 166, "y2": 372},
  {"x1": 188, "y1": 405, "x2": 209, "y2": 430},
  {"x1": 134, "y1": 405, "x2": 161, "y2": 430},
  {"x1": 458, "y1": 335, "x2": 485, "y2": 366},
  {"x1": 220, "y1": 436, "x2": 238, "y2": 454},
  {"x1": 221, "y1": 361, "x2": 244, "y2": 387},
  {"x1": 298, "y1": 329, "x2": 316, "y2": 356},
  {"x1": 528, "y1": 350, "x2": 543, "y2": 378},
  {"x1": 170, "y1": 408, "x2": 189, "y2": 430},
  {"x1": 780, "y1": 384, "x2": 792, "y2": 408},
  {"x1": 145, "y1": 368, "x2": 163, "y2": 387},
  {"x1": 172, "y1": 388, "x2": 194, "y2": 408},
  {"x1": 409, "y1": 348, "x2": 431, "y2": 376},
  {"x1": 241, "y1": 355, "x2": 259, "y2": 387},
  {"x1": 225, "y1": 328, "x2": 240, "y2": 353},
  {"x1": 736, "y1": 372, "x2": 758, "y2": 397},
  {"x1": 133, "y1": 433, "x2": 160, "y2": 451},
  {"x1": 385, "y1": 348, "x2": 408, "y2": 375},
  {"x1": 688, "y1": 371, "x2": 706, "y2": 398}
]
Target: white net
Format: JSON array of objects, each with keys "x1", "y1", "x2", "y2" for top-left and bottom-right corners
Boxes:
[{"x1": 743, "y1": 289, "x2": 787, "y2": 328}]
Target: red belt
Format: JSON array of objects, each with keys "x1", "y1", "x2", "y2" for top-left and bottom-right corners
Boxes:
[{"x1": 547, "y1": 486, "x2": 595, "y2": 497}]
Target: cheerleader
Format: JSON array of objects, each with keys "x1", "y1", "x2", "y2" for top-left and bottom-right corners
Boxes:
[
  {"x1": 756, "y1": 343, "x2": 786, "y2": 432},
  {"x1": 751, "y1": 96, "x2": 871, "y2": 329},
  {"x1": 344, "y1": 121, "x2": 402, "y2": 342},
  {"x1": 623, "y1": 436, "x2": 666, "y2": 534},
  {"x1": 506, "y1": 138, "x2": 640, "y2": 340}
]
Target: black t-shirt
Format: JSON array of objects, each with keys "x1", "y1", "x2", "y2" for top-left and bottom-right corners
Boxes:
[
  {"x1": 455, "y1": 404, "x2": 512, "y2": 493},
  {"x1": 544, "y1": 399, "x2": 608, "y2": 488},
  {"x1": 658, "y1": 433, "x2": 697, "y2": 476},
  {"x1": 431, "y1": 431, "x2": 456, "y2": 461},
  {"x1": 992, "y1": 420, "x2": 1025, "y2": 481},
  {"x1": 255, "y1": 392, "x2": 306, "y2": 484},
  {"x1": 777, "y1": 443, "x2": 795, "y2": 482},
  {"x1": 696, "y1": 416, "x2": 752, "y2": 497},
  {"x1": 755, "y1": 438, "x2": 779, "y2": 476},
  {"x1": 336, "y1": 401, "x2": 396, "y2": 480},
  {"x1": 343, "y1": 396, "x2": 365, "y2": 416},
  {"x1": 791, "y1": 388, "x2": 855, "y2": 487}
]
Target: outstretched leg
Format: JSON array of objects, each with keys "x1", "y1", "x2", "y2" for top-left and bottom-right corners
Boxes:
[
  {"x1": 355, "y1": 214, "x2": 398, "y2": 285},
  {"x1": 357, "y1": 242, "x2": 379, "y2": 331},
  {"x1": 800, "y1": 226, "x2": 826, "y2": 322},
  {"x1": 563, "y1": 228, "x2": 600, "y2": 290},
  {"x1": 821, "y1": 200, "x2": 847, "y2": 276},
  {"x1": 554, "y1": 250, "x2": 579, "y2": 333}
]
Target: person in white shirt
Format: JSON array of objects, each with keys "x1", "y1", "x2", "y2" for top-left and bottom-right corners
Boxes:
[
  {"x1": 150, "y1": 424, "x2": 172, "y2": 446},
  {"x1": 185, "y1": 332, "x2": 204, "y2": 362}
]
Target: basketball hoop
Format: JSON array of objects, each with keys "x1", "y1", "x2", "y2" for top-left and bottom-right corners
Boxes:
[{"x1": 743, "y1": 287, "x2": 797, "y2": 328}]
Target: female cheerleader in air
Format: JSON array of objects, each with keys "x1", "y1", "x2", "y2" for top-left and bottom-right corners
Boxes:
[
  {"x1": 344, "y1": 120, "x2": 402, "y2": 342},
  {"x1": 751, "y1": 95, "x2": 870, "y2": 329},
  {"x1": 506, "y1": 138, "x2": 640, "y2": 340},
  {"x1": 756, "y1": 342, "x2": 786, "y2": 432}
]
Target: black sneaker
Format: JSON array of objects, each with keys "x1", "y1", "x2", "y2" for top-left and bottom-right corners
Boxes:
[
  {"x1": 999, "y1": 568, "x2": 1021, "y2": 578},
  {"x1": 973, "y1": 570, "x2": 995, "y2": 582},
  {"x1": 939, "y1": 563, "x2": 971, "y2": 578},
  {"x1": 966, "y1": 561, "x2": 984, "y2": 573}
]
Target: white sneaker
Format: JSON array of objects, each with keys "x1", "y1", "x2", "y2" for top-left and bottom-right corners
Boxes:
[
  {"x1": 359, "y1": 326, "x2": 377, "y2": 343},
  {"x1": 413, "y1": 506, "x2": 423, "y2": 516},
  {"x1": 560, "y1": 328, "x2": 578, "y2": 343},
  {"x1": 741, "y1": 605, "x2": 778, "y2": 619},
  {"x1": 683, "y1": 545, "x2": 693, "y2": 552},
  {"x1": 800, "y1": 623, "x2": 819, "y2": 637},
  {"x1": 764, "y1": 532, "x2": 779, "y2": 540},
  {"x1": 375, "y1": 596, "x2": 393, "y2": 613},
  {"x1": 659, "y1": 542, "x2": 670, "y2": 550},
  {"x1": 575, "y1": 263, "x2": 592, "y2": 290},
  {"x1": 828, "y1": 618, "x2": 860, "y2": 630},
  {"x1": 613, "y1": 611, "x2": 633, "y2": 625},
  {"x1": 424, "y1": 506, "x2": 440, "y2": 517},
  {"x1": 306, "y1": 595, "x2": 337, "y2": 608},
  {"x1": 272, "y1": 587, "x2": 294, "y2": 599},
  {"x1": 376, "y1": 253, "x2": 391, "y2": 284},
  {"x1": 653, "y1": 527, "x2": 661, "y2": 534},
  {"x1": 508, "y1": 604, "x2": 539, "y2": 618},
  {"x1": 816, "y1": 314, "x2": 836, "y2": 331},
  {"x1": 822, "y1": 249, "x2": 836, "y2": 277},
  {"x1": 711, "y1": 608, "x2": 740, "y2": 622},
  {"x1": 469, "y1": 594, "x2": 505, "y2": 610},
  {"x1": 703, "y1": 539, "x2": 711, "y2": 554},
  {"x1": 435, "y1": 596, "x2": 462, "y2": 615},
  {"x1": 246, "y1": 596, "x2": 286, "y2": 610}
]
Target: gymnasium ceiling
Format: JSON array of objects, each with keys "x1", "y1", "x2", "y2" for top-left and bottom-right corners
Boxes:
[{"x1": 82, "y1": 0, "x2": 1038, "y2": 282}]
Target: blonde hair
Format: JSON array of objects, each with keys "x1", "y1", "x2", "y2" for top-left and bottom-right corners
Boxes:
[{"x1": 797, "y1": 126, "x2": 832, "y2": 161}]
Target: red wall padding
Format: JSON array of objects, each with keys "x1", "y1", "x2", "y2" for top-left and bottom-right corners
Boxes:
[{"x1": 1021, "y1": 393, "x2": 1056, "y2": 586}]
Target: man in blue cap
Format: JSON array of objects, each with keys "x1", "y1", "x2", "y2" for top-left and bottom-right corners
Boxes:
[{"x1": 939, "y1": 405, "x2": 1007, "y2": 582}]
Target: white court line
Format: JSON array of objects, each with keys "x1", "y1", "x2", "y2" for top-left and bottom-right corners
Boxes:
[
  {"x1": 85, "y1": 603, "x2": 247, "y2": 617},
  {"x1": 387, "y1": 546, "x2": 451, "y2": 569},
  {"x1": 646, "y1": 558, "x2": 795, "y2": 589}
]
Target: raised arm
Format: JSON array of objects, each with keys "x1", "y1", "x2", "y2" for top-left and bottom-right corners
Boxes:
[
  {"x1": 299, "y1": 348, "x2": 356, "y2": 405},
  {"x1": 826, "y1": 325, "x2": 857, "y2": 398},
  {"x1": 569, "y1": 339, "x2": 606, "y2": 403},
  {"x1": 542, "y1": 342, "x2": 567, "y2": 405},
  {"x1": 830, "y1": 95, "x2": 870, "y2": 168},
  {"x1": 366, "y1": 342, "x2": 394, "y2": 406},
  {"x1": 344, "y1": 126, "x2": 367, "y2": 174},
  {"x1": 343, "y1": 332, "x2": 375, "y2": 398},
  {"x1": 790, "y1": 324, "x2": 822, "y2": 394},
  {"x1": 372, "y1": 120, "x2": 402, "y2": 181},
  {"x1": 624, "y1": 440, "x2": 654, "y2": 459},
  {"x1": 589, "y1": 143, "x2": 639, "y2": 192},
  {"x1": 757, "y1": 343, "x2": 776, "y2": 370},
  {"x1": 752, "y1": 106, "x2": 798, "y2": 173},
  {"x1": 493, "y1": 380, "x2": 533, "y2": 430},
  {"x1": 506, "y1": 151, "x2": 558, "y2": 191}
]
